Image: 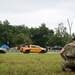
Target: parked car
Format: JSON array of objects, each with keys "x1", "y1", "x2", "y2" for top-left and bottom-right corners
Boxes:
[
  {"x1": 0, "y1": 48, "x2": 6, "y2": 53},
  {"x1": 20, "y1": 45, "x2": 46, "y2": 53},
  {"x1": 52, "y1": 46, "x2": 62, "y2": 51}
]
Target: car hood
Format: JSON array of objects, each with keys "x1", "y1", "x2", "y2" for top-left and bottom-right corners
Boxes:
[{"x1": 0, "y1": 48, "x2": 6, "y2": 51}]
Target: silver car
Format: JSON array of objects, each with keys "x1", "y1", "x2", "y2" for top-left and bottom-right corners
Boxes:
[{"x1": 0, "y1": 48, "x2": 6, "y2": 53}]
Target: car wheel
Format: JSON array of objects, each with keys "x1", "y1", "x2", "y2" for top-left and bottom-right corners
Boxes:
[
  {"x1": 40, "y1": 50, "x2": 45, "y2": 53},
  {"x1": 24, "y1": 50, "x2": 30, "y2": 53}
]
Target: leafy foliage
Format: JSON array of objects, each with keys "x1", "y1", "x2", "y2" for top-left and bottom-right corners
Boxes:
[{"x1": 0, "y1": 20, "x2": 74, "y2": 47}]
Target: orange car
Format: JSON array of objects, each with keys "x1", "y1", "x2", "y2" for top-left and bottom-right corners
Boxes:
[{"x1": 21, "y1": 45, "x2": 46, "y2": 53}]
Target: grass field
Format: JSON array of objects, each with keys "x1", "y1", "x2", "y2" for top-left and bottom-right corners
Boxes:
[{"x1": 0, "y1": 51, "x2": 75, "y2": 75}]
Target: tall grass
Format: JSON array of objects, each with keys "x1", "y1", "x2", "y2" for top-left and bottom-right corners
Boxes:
[{"x1": 0, "y1": 52, "x2": 75, "y2": 75}]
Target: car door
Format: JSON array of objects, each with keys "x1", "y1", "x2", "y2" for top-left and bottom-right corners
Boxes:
[{"x1": 30, "y1": 45, "x2": 41, "y2": 53}]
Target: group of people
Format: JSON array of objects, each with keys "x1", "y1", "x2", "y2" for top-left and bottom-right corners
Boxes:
[{"x1": 60, "y1": 36, "x2": 75, "y2": 72}]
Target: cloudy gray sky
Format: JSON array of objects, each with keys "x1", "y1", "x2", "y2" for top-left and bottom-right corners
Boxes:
[{"x1": 0, "y1": 0, "x2": 75, "y2": 33}]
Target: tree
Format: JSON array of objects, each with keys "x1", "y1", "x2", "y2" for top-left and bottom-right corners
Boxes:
[
  {"x1": 0, "y1": 20, "x2": 2, "y2": 25},
  {"x1": 0, "y1": 19, "x2": 72, "y2": 47},
  {"x1": 31, "y1": 23, "x2": 50, "y2": 47},
  {"x1": 3, "y1": 20, "x2": 10, "y2": 25},
  {"x1": 54, "y1": 23, "x2": 69, "y2": 46}
]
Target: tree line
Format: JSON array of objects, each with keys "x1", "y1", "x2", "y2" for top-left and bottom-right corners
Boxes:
[{"x1": 0, "y1": 20, "x2": 75, "y2": 48}]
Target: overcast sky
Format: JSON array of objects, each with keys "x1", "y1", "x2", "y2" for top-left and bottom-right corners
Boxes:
[{"x1": 0, "y1": 0, "x2": 75, "y2": 33}]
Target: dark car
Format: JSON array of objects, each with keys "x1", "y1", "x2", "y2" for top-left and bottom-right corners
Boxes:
[{"x1": 52, "y1": 46, "x2": 62, "y2": 51}]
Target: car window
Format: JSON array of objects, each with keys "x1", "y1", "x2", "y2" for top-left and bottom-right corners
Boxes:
[
  {"x1": 32, "y1": 46, "x2": 36, "y2": 48},
  {"x1": 31, "y1": 45, "x2": 40, "y2": 48},
  {"x1": 25, "y1": 45, "x2": 30, "y2": 48},
  {"x1": 35, "y1": 46, "x2": 40, "y2": 48}
]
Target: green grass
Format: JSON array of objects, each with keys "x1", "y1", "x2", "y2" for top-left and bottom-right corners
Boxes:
[{"x1": 0, "y1": 52, "x2": 75, "y2": 75}]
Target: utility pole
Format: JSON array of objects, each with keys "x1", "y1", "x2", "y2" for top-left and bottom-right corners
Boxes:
[
  {"x1": 67, "y1": 19, "x2": 73, "y2": 42},
  {"x1": 67, "y1": 19, "x2": 73, "y2": 36}
]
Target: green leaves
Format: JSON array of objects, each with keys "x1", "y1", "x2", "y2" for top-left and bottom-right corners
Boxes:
[{"x1": 0, "y1": 20, "x2": 74, "y2": 47}]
